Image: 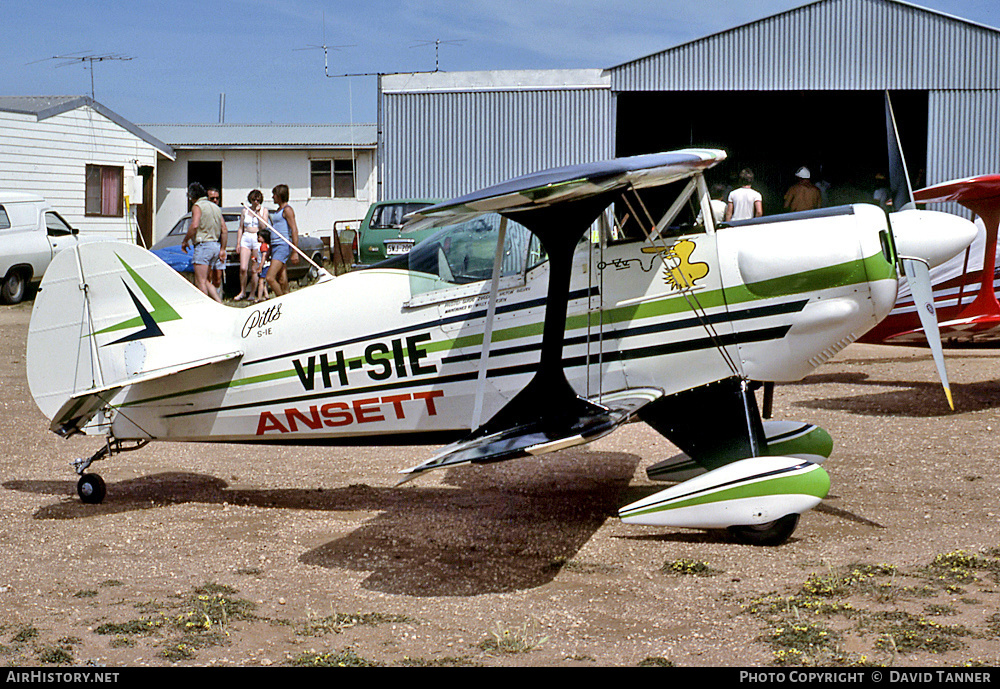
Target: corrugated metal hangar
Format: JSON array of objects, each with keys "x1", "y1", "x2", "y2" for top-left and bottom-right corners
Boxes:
[
  {"x1": 380, "y1": 0, "x2": 999, "y2": 217},
  {"x1": 380, "y1": 69, "x2": 613, "y2": 200}
]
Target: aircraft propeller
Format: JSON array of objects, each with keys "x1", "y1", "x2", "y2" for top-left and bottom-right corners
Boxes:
[{"x1": 883, "y1": 92, "x2": 962, "y2": 410}]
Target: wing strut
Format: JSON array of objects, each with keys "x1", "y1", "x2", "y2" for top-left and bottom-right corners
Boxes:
[
  {"x1": 914, "y1": 175, "x2": 1000, "y2": 343},
  {"x1": 470, "y1": 216, "x2": 508, "y2": 429},
  {"x1": 398, "y1": 191, "x2": 630, "y2": 482}
]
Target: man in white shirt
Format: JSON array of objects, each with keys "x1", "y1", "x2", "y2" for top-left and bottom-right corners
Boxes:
[{"x1": 726, "y1": 168, "x2": 763, "y2": 221}]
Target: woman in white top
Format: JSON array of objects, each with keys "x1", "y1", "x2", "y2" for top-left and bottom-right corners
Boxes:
[{"x1": 235, "y1": 189, "x2": 268, "y2": 301}]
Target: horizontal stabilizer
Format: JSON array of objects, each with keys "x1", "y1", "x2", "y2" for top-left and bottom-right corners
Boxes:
[
  {"x1": 398, "y1": 388, "x2": 662, "y2": 483},
  {"x1": 49, "y1": 350, "x2": 243, "y2": 437}
]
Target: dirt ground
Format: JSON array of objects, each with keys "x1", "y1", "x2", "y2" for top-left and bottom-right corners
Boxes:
[{"x1": 1, "y1": 298, "x2": 998, "y2": 667}]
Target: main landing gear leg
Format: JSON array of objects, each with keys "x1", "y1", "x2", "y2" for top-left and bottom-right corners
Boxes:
[{"x1": 72, "y1": 438, "x2": 149, "y2": 504}]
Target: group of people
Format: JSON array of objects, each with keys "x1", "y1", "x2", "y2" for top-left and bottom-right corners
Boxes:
[
  {"x1": 181, "y1": 183, "x2": 300, "y2": 303},
  {"x1": 710, "y1": 165, "x2": 824, "y2": 223}
]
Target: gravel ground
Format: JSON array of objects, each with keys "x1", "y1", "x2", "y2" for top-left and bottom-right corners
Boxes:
[{"x1": 1, "y1": 299, "x2": 998, "y2": 667}]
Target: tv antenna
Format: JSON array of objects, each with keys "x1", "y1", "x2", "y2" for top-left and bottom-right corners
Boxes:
[
  {"x1": 31, "y1": 52, "x2": 134, "y2": 99},
  {"x1": 409, "y1": 39, "x2": 464, "y2": 72},
  {"x1": 294, "y1": 11, "x2": 355, "y2": 78}
]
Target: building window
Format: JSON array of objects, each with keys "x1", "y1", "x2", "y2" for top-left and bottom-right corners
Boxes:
[
  {"x1": 311, "y1": 159, "x2": 356, "y2": 198},
  {"x1": 85, "y1": 164, "x2": 123, "y2": 216},
  {"x1": 334, "y1": 159, "x2": 355, "y2": 198},
  {"x1": 310, "y1": 160, "x2": 331, "y2": 198}
]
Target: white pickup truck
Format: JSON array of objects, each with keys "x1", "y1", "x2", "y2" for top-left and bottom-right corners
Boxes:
[{"x1": 0, "y1": 193, "x2": 80, "y2": 304}]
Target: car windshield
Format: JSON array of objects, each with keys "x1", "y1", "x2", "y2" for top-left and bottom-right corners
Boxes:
[
  {"x1": 378, "y1": 213, "x2": 546, "y2": 288},
  {"x1": 168, "y1": 218, "x2": 191, "y2": 236},
  {"x1": 371, "y1": 203, "x2": 434, "y2": 229}
]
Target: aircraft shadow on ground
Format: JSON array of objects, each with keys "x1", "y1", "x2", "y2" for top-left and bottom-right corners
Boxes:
[
  {"x1": 4, "y1": 450, "x2": 641, "y2": 597},
  {"x1": 785, "y1": 370, "x2": 1000, "y2": 417}
]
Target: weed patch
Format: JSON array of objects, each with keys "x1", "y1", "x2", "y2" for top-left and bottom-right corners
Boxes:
[
  {"x1": 92, "y1": 582, "x2": 256, "y2": 661},
  {"x1": 290, "y1": 648, "x2": 382, "y2": 667},
  {"x1": 478, "y1": 621, "x2": 548, "y2": 654},
  {"x1": 298, "y1": 612, "x2": 415, "y2": 637},
  {"x1": 11, "y1": 626, "x2": 38, "y2": 643},
  {"x1": 662, "y1": 559, "x2": 719, "y2": 577},
  {"x1": 744, "y1": 551, "x2": 1000, "y2": 665}
]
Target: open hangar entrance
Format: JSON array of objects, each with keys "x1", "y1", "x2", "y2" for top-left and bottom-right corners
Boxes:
[{"x1": 615, "y1": 90, "x2": 927, "y2": 215}]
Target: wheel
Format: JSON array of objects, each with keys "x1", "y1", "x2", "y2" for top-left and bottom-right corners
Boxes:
[
  {"x1": 728, "y1": 513, "x2": 799, "y2": 546},
  {"x1": 308, "y1": 253, "x2": 323, "y2": 280},
  {"x1": 1, "y1": 271, "x2": 26, "y2": 305},
  {"x1": 77, "y1": 473, "x2": 106, "y2": 504}
]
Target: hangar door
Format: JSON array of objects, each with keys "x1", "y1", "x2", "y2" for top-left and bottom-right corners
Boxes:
[{"x1": 616, "y1": 90, "x2": 927, "y2": 215}]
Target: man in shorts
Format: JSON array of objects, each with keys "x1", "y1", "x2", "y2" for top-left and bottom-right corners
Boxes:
[{"x1": 181, "y1": 182, "x2": 228, "y2": 303}]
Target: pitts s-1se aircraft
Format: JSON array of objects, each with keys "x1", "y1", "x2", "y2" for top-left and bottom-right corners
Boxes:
[{"x1": 26, "y1": 149, "x2": 977, "y2": 545}]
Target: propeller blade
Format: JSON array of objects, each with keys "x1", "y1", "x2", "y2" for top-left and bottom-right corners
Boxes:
[
  {"x1": 885, "y1": 92, "x2": 914, "y2": 210},
  {"x1": 900, "y1": 257, "x2": 954, "y2": 410}
]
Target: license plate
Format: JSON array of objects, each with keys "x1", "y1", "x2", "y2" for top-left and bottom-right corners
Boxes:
[{"x1": 385, "y1": 240, "x2": 414, "y2": 256}]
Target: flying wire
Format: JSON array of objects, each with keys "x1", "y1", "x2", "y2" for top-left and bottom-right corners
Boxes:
[{"x1": 622, "y1": 185, "x2": 742, "y2": 378}]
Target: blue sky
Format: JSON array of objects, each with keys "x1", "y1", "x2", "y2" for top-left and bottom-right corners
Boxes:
[{"x1": 5, "y1": 0, "x2": 997, "y2": 125}]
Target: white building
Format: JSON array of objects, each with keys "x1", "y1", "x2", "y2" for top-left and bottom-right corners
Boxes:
[
  {"x1": 139, "y1": 123, "x2": 377, "y2": 244},
  {"x1": 0, "y1": 96, "x2": 174, "y2": 245}
]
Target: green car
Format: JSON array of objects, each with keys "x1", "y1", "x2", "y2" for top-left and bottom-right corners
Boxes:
[{"x1": 356, "y1": 198, "x2": 440, "y2": 265}]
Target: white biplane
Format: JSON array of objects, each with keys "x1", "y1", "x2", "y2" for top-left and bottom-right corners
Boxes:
[{"x1": 26, "y1": 149, "x2": 976, "y2": 545}]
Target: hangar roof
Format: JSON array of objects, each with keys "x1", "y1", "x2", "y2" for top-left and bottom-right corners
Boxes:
[{"x1": 605, "y1": 0, "x2": 1000, "y2": 91}]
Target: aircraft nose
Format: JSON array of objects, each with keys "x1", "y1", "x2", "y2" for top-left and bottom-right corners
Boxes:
[{"x1": 890, "y1": 209, "x2": 977, "y2": 269}]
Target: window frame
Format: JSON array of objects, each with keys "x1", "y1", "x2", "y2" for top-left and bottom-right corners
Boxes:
[
  {"x1": 85, "y1": 164, "x2": 124, "y2": 217},
  {"x1": 310, "y1": 159, "x2": 332, "y2": 198},
  {"x1": 333, "y1": 159, "x2": 356, "y2": 198}
]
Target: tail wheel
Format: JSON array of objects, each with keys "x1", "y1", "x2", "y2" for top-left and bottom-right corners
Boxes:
[
  {"x1": 728, "y1": 513, "x2": 799, "y2": 546},
  {"x1": 77, "y1": 474, "x2": 106, "y2": 504}
]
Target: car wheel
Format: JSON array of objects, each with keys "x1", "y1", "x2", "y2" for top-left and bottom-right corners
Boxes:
[
  {"x1": 309, "y1": 252, "x2": 323, "y2": 280},
  {"x1": 1, "y1": 270, "x2": 26, "y2": 305}
]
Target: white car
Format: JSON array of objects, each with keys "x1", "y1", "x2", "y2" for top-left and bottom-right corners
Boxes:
[{"x1": 0, "y1": 193, "x2": 80, "y2": 304}]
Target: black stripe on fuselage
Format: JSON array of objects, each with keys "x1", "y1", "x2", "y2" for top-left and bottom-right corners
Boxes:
[
  {"x1": 163, "y1": 325, "x2": 791, "y2": 419},
  {"x1": 441, "y1": 299, "x2": 807, "y2": 364}
]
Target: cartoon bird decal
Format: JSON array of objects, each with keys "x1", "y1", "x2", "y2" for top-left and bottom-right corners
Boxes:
[{"x1": 642, "y1": 239, "x2": 709, "y2": 290}]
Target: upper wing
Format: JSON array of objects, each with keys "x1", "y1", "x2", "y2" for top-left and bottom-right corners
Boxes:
[
  {"x1": 405, "y1": 149, "x2": 726, "y2": 232},
  {"x1": 914, "y1": 174, "x2": 1000, "y2": 206}
]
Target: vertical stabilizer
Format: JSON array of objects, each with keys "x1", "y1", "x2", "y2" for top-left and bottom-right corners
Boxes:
[{"x1": 27, "y1": 242, "x2": 240, "y2": 429}]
